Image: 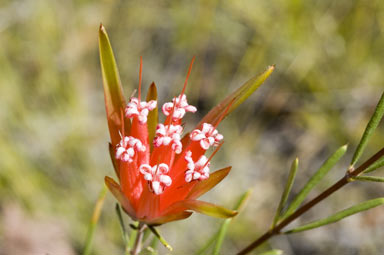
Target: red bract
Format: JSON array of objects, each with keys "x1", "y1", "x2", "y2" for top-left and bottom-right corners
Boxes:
[{"x1": 99, "y1": 25, "x2": 274, "y2": 225}]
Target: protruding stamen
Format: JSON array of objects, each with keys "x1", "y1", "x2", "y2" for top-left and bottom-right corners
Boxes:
[
  {"x1": 184, "y1": 151, "x2": 210, "y2": 182},
  {"x1": 190, "y1": 123, "x2": 223, "y2": 150},
  {"x1": 125, "y1": 97, "x2": 157, "y2": 124},
  {"x1": 139, "y1": 163, "x2": 172, "y2": 195},
  {"x1": 153, "y1": 124, "x2": 183, "y2": 154},
  {"x1": 116, "y1": 136, "x2": 146, "y2": 162},
  {"x1": 138, "y1": 56, "x2": 143, "y2": 100},
  {"x1": 180, "y1": 57, "x2": 195, "y2": 98},
  {"x1": 162, "y1": 94, "x2": 197, "y2": 121}
]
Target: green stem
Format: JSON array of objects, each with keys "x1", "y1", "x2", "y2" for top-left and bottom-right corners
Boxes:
[{"x1": 128, "y1": 222, "x2": 139, "y2": 249}]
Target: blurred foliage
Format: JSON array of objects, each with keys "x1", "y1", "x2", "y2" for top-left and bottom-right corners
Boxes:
[{"x1": 0, "y1": 0, "x2": 384, "y2": 254}]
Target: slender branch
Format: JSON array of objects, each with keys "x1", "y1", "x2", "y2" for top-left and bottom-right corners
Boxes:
[
  {"x1": 237, "y1": 147, "x2": 384, "y2": 255},
  {"x1": 131, "y1": 222, "x2": 146, "y2": 255}
]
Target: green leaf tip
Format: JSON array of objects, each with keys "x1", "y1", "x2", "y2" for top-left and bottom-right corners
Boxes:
[
  {"x1": 148, "y1": 226, "x2": 173, "y2": 251},
  {"x1": 212, "y1": 190, "x2": 252, "y2": 255},
  {"x1": 272, "y1": 157, "x2": 299, "y2": 227},
  {"x1": 351, "y1": 92, "x2": 384, "y2": 166},
  {"x1": 197, "y1": 65, "x2": 275, "y2": 128},
  {"x1": 176, "y1": 200, "x2": 238, "y2": 218},
  {"x1": 285, "y1": 198, "x2": 384, "y2": 234},
  {"x1": 99, "y1": 24, "x2": 128, "y2": 146},
  {"x1": 352, "y1": 176, "x2": 384, "y2": 183},
  {"x1": 283, "y1": 145, "x2": 347, "y2": 219}
]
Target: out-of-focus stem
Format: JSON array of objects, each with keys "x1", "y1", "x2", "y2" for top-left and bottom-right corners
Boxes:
[
  {"x1": 131, "y1": 222, "x2": 146, "y2": 255},
  {"x1": 83, "y1": 184, "x2": 108, "y2": 255},
  {"x1": 237, "y1": 147, "x2": 384, "y2": 255}
]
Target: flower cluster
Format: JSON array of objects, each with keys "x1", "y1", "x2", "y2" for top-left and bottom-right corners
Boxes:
[
  {"x1": 118, "y1": 92, "x2": 222, "y2": 197},
  {"x1": 102, "y1": 54, "x2": 237, "y2": 224}
]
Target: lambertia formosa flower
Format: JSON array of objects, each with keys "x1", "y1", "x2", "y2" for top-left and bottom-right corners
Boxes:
[{"x1": 99, "y1": 24, "x2": 274, "y2": 225}]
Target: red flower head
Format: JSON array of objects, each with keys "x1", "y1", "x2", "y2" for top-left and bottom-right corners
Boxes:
[{"x1": 99, "y1": 25, "x2": 274, "y2": 225}]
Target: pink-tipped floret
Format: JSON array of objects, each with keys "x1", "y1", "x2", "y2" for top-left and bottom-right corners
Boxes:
[
  {"x1": 184, "y1": 151, "x2": 210, "y2": 182},
  {"x1": 139, "y1": 163, "x2": 172, "y2": 195},
  {"x1": 190, "y1": 123, "x2": 223, "y2": 150},
  {"x1": 125, "y1": 97, "x2": 157, "y2": 124},
  {"x1": 116, "y1": 136, "x2": 146, "y2": 162},
  {"x1": 162, "y1": 94, "x2": 197, "y2": 121}
]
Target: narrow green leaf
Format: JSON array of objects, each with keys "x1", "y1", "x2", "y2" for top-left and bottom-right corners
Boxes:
[
  {"x1": 197, "y1": 65, "x2": 274, "y2": 128},
  {"x1": 257, "y1": 249, "x2": 283, "y2": 255},
  {"x1": 195, "y1": 234, "x2": 217, "y2": 255},
  {"x1": 285, "y1": 198, "x2": 384, "y2": 234},
  {"x1": 83, "y1": 184, "x2": 108, "y2": 255},
  {"x1": 232, "y1": 189, "x2": 253, "y2": 213},
  {"x1": 148, "y1": 226, "x2": 173, "y2": 251},
  {"x1": 283, "y1": 145, "x2": 348, "y2": 219},
  {"x1": 104, "y1": 176, "x2": 136, "y2": 218},
  {"x1": 186, "y1": 167, "x2": 231, "y2": 200},
  {"x1": 351, "y1": 92, "x2": 384, "y2": 166},
  {"x1": 272, "y1": 158, "x2": 299, "y2": 227},
  {"x1": 352, "y1": 176, "x2": 384, "y2": 183},
  {"x1": 146, "y1": 82, "x2": 158, "y2": 153},
  {"x1": 363, "y1": 155, "x2": 384, "y2": 173},
  {"x1": 213, "y1": 190, "x2": 252, "y2": 255},
  {"x1": 213, "y1": 221, "x2": 231, "y2": 255},
  {"x1": 99, "y1": 24, "x2": 129, "y2": 146},
  {"x1": 115, "y1": 204, "x2": 129, "y2": 252}
]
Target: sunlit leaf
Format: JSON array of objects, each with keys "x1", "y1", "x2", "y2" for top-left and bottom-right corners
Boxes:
[
  {"x1": 148, "y1": 226, "x2": 173, "y2": 251},
  {"x1": 99, "y1": 24, "x2": 129, "y2": 146},
  {"x1": 197, "y1": 65, "x2": 274, "y2": 128},
  {"x1": 363, "y1": 155, "x2": 384, "y2": 173},
  {"x1": 186, "y1": 167, "x2": 231, "y2": 200},
  {"x1": 285, "y1": 198, "x2": 384, "y2": 234},
  {"x1": 350, "y1": 92, "x2": 384, "y2": 166},
  {"x1": 213, "y1": 190, "x2": 252, "y2": 255},
  {"x1": 171, "y1": 200, "x2": 238, "y2": 218},
  {"x1": 272, "y1": 157, "x2": 299, "y2": 227},
  {"x1": 352, "y1": 175, "x2": 384, "y2": 183},
  {"x1": 282, "y1": 145, "x2": 347, "y2": 218},
  {"x1": 146, "y1": 82, "x2": 158, "y2": 153},
  {"x1": 104, "y1": 176, "x2": 136, "y2": 218}
]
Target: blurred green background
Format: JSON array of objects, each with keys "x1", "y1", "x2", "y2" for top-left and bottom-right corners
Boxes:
[{"x1": 1, "y1": 0, "x2": 384, "y2": 254}]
